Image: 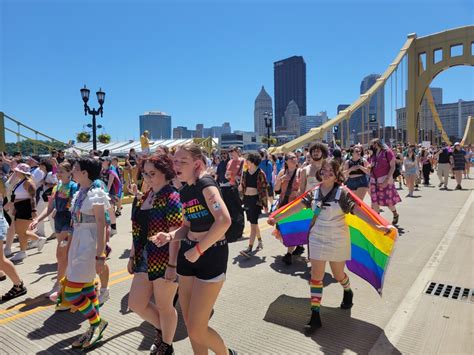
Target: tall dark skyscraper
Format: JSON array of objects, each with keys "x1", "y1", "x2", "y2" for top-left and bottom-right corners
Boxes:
[{"x1": 274, "y1": 56, "x2": 306, "y2": 132}]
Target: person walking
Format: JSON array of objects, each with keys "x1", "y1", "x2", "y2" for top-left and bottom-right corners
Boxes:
[
  {"x1": 435, "y1": 143, "x2": 453, "y2": 189},
  {"x1": 269, "y1": 159, "x2": 390, "y2": 333},
  {"x1": 240, "y1": 153, "x2": 268, "y2": 257},
  {"x1": 128, "y1": 153, "x2": 183, "y2": 355},
  {"x1": 343, "y1": 146, "x2": 370, "y2": 200},
  {"x1": 274, "y1": 152, "x2": 301, "y2": 265},
  {"x1": 452, "y1": 142, "x2": 467, "y2": 190},
  {"x1": 368, "y1": 139, "x2": 401, "y2": 225},
  {"x1": 151, "y1": 143, "x2": 236, "y2": 355},
  {"x1": 64, "y1": 158, "x2": 109, "y2": 349},
  {"x1": 403, "y1": 146, "x2": 419, "y2": 197}
]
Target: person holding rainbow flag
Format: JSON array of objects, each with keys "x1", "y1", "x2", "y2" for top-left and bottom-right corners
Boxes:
[{"x1": 269, "y1": 159, "x2": 395, "y2": 334}]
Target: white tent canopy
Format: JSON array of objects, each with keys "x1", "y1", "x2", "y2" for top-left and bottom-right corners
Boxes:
[{"x1": 69, "y1": 138, "x2": 219, "y2": 156}]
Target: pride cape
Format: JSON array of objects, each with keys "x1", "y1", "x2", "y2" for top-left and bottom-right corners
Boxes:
[{"x1": 270, "y1": 185, "x2": 398, "y2": 295}]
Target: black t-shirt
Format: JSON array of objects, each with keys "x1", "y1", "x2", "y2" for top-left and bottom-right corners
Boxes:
[
  {"x1": 438, "y1": 148, "x2": 452, "y2": 164},
  {"x1": 179, "y1": 175, "x2": 222, "y2": 232}
]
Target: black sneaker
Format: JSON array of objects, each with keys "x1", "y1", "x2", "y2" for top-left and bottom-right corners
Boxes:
[
  {"x1": 392, "y1": 213, "x2": 399, "y2": 225},
  {"x1": 341, "y1": 289, "x2": 353, "y2": 309},
  {"x1": 228, "y1": 349, "x2": 238, "y2": 355},
  {"x1": 304, "y1": 311, "x2": 322, "y2": 335},
  {"x1": 0, "y1": 275, "x2": 6, "y2": 282},
  {"x1": 150, "y1": 328, "x2": 163, "y2": 354},
  {"x1": 455, "y1": 185, "x2": 462, "y2": 190},
  {"x1": 1, "y1": 281, "x2": 27, "y2": 302},
  {"x1": 282, "y1": 253, "x2": 292, "y2": 265},
  {"x1": 155, "y1": 342, "x2": 174, "y2": 355},
  {"x1": 292, "y1": 245, "x2": 305, "y2": 256}
]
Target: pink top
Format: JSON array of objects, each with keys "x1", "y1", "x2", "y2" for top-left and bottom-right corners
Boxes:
[{"x1": 370, "y1": 149, "x2": 394, "y2": 178}]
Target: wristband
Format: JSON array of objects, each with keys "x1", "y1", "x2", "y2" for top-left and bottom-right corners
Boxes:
[
  {"x1": 195, "y1": 244, "x2": 204, "y2": 256},
  {"x1": 167, "y1": 263, "x2": 177, "y2": 268}
]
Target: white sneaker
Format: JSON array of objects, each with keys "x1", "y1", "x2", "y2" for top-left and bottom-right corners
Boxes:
[
  {"x1": 3, "y1": 247, "x2": 12, "y2": 257},
  {"x1": 45, "y1": 284, "x2": 59, "y2": 299},
  {"x1": 99, "y1": 288, "x2": 110, "y2": 305},
  {"x1": 37, "y1": 237, "x2": 47, "y2": 252},
  {"x1": 27, "y1": 240, "x2": 38, "y2": 250},
  {"x1": 10, "y1": 251, "x2": 27, "y2": 262}
]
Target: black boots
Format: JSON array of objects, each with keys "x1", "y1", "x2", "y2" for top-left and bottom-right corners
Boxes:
[
  {"x1": 340, "y1": 290, "x2": 353, "y2": 309},
  {"x1": 305, "y1": 310, "x2": 322, "y2": 334}
]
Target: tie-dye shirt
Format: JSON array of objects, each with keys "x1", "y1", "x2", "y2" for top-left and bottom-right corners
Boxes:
[
  {"x1": 131, "y1": 184, "x2": 183, "y2": 281},
  {"x1": 52, "y1": 181, "x2": 78, "y2": 212}
]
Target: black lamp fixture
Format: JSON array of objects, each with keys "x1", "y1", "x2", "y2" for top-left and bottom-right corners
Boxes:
[
  {"x1": 264, "y1": 111, "x2": 273, "y2": 149},
  {"x1": 80, "y1": 85, "x2": 106, "y2": 150}
]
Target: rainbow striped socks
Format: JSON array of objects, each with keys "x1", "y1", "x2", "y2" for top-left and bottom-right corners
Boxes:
[
  {"x1": 339, "y1": 273, "x2": 351, "y2": 291},
  {"x1": 310, "y1": 279, "x2": 323, "y2": 312}
]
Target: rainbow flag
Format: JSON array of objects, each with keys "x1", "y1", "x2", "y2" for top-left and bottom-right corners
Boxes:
[{"x1": 271, "y1": 185, "x2": 398, "y2": 295}]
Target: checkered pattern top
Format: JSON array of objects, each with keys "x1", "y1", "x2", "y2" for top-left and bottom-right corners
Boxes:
[{"x1": 132, "y1": 184, "x2": 183, "y2": 280}]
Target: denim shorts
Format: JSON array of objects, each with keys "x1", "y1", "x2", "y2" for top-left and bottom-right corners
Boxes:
[
  {"x1": 346, "y1": 175, "x2": 369, "y2": 191},
  {"x1": 54, "y1": 211, "x2": 73, "y2": 234},
  {"x1": 0, "y1": 215, "x2": 8, "y2": 241}
]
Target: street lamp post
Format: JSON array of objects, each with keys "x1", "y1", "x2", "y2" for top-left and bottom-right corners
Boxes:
[
  {"x1": 80, "y1": 85, "x2": 106, "y2": 151},
  {"x1": 264, "y1": 111, "x2": 273, "y2": 149}
]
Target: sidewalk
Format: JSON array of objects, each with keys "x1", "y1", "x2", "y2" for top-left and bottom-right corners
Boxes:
[{"x1": 0, "y1": 177, "x2": 472, "y2": 354}]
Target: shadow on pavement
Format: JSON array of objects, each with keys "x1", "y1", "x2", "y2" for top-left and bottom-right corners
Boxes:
[
  {"x1": 2, "y1": 294, "x2": 53, "y2": 311},
  {"x1": 29, "y1": 310, "x2": 84, "y2": 353},
  {"x1": 269, "y1": 255, "x2": 311, "y2": 281},
  {"x1": 231, "y1": 253, "x2": 267, "y2": 268},
  {"x1": 263, "y1": 294, "x2": 401, "y2": 354},
  {"x1": 119, "y1": 248, "x2": 131, "y2": 259}
]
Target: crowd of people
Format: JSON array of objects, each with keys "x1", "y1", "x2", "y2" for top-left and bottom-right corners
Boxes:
[{"x1": 0, "y1": 139, "x2": 471, "y2": 352}]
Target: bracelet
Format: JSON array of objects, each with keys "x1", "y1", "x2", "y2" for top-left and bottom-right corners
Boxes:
[
  {"x1": 195, "y1": 244, "x2": 204, "y2": 256},
  {"x1": 167, "y1": 263, "x2": 177, "y2": 268}
]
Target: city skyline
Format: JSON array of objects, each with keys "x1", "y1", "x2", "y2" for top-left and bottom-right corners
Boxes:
[{"x1": 1, "y1": 1, "x2": 473, "y2": 142}]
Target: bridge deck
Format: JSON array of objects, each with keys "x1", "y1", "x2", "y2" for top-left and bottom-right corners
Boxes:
[{"x1": 0, "y1": 176, "x2": 473, "y2": 354}]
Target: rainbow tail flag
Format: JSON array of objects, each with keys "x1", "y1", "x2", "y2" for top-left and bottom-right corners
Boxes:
[{"x1": 270, "y1": 185, "x2": 398, "y2": 295}]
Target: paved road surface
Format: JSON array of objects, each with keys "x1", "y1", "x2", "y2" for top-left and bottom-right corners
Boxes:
[{"x1": 1, "y1": 178, "x2": 472, "y2": 354}]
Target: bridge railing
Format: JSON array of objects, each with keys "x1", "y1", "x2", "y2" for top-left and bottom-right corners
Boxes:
[{"x1": 0, "y1": 111, "x2": 83, "y2": 154}]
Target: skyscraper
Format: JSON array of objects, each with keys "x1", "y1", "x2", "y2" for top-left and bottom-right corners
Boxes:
[
  {"x1": 284, "y1": 100, "x2": 300, "y2": 135},
  {"x1": 274, "y1": 56, "x2": 307, "y2": 132},
  {"x1": 139, "y1": 111, "x2": 171, "y2": 139},
  {"x1": 254, "y1": 86, "x2": 273, "y2": 136}
]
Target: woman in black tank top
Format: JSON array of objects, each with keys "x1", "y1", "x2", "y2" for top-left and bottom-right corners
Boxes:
[
  {"x1": 149, "y1": 143, "x2": 237, "y2": 355},
  {"x1": 343, "y1": 146, "x2": 370, "y2": 200}
]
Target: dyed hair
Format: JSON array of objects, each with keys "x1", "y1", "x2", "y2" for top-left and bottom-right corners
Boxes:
[
  {"x1": 316, "y1": 159, "x2": 345, "y2": 184},
  {"x1": 142, "y1": 153, "x2": 176, "y2": 181}
]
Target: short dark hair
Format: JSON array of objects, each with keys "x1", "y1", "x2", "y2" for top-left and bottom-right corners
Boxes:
[
  {"x1": 309, "y1": 142, "x2": 329, "y2": 158},
  {"x1": 246, "y1": 152, "x2": 261, "y2": 166},
  {"x1": 40, "y1": 159, "x2": 53, "y2": 172},
  {"x1": 77, "y1": 158, "x2": 102, "y2": 181},
  {"x1": 141, "y1": 153, "x2": 176, "y2": 181}
]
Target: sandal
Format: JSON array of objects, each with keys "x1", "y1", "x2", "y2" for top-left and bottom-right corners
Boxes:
[{"x1": 1, "y1": 281, "x2": 27, "y2": 302}]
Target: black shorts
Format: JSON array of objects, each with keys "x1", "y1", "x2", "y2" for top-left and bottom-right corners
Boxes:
[
  {"x1": 243, "y1": 195, "x2": 262, "y2": 224},
  {"x1": 177, "y1": 238, "x2": 228, "y2": 281},
  {"x1": 14, "y1": 199, "x2": 33, "y2": 220}
]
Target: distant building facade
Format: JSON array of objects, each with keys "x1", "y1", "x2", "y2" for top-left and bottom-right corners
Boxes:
[
  {"x1": 254, "y1": 86, "x2": 273, "y2": 137},
  {"x1": 139, "y1": 111, "x2": 171, "y2": 139},
  {"x1": 274, "y1": 56, "x2": 306, "y2": 132}
]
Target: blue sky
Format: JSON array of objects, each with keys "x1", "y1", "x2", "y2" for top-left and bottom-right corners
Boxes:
[{"x1": 1, "y1": 0, "x2": 473, "y2": 142}]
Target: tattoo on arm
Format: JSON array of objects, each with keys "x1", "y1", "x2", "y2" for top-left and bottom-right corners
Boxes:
[{"x1": 209, "y1": 193, "x2": 221, "y2": 211}]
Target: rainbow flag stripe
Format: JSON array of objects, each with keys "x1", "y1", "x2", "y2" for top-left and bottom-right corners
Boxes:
[{"x1": 271, "y1": 185, "x2": 398, "y2": 295}]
